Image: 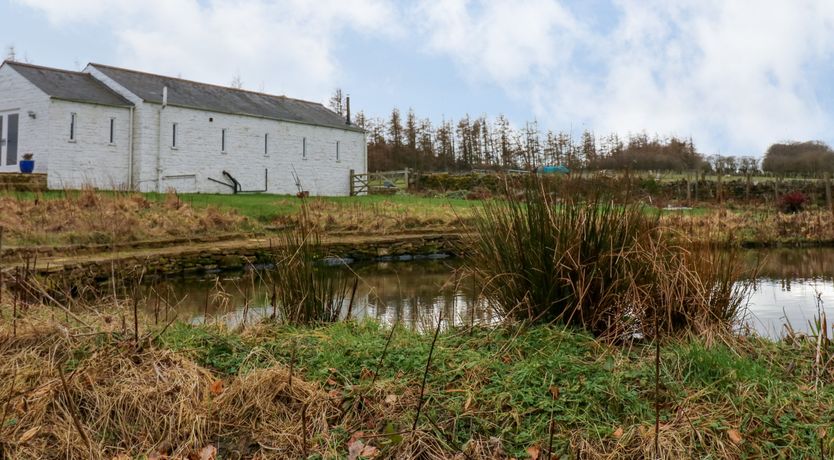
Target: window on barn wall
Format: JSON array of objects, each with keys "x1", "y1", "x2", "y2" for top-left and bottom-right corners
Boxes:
[
  {"x1": 221, "y1": 128, "x2": 227, "y2": 153},
  {"x1": 172, "y1": 123, "x2": 178, "y2": 148},
  {"x1": 302, "y1": 137, "x2": 307, "y2": 159},
  {"x1": 69, "y1": 113, "x2": 77, "y2": 141},
  {"x1": 109, "y1": 118, "x2": 115, "y2": 144},
  {"x1": 336, "y1": 141, "x2": 340, "y2": 161},
  {"x1": 264, "y1": 133, "x2": 269, "y2": 156}
]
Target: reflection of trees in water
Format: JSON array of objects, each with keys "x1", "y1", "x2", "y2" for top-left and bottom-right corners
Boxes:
[
  {"x1": 138, "y1": 260, "x2": 498, "y2": 329},
  {"x1": 744, "y1": 248, "x2": 834, "y2": 285},
  {"x1": 141, "y1": 250, "x2": 834, "y2": 327}
]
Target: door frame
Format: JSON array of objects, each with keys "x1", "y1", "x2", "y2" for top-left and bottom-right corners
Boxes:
[{"x1": 0, "y1": 109, "x2": 20, "y2": 173}]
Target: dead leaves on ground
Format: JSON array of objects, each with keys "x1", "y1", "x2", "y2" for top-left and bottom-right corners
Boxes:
[
  {"x1": 727, "y1": 428, "x2": 743, "y2": 445},
  {"x1": 120, "y1": 444, "x2": 217, "y2": 460},
  {"x1": 347, "y1": 431, "x2": 380, "y2": 460}
]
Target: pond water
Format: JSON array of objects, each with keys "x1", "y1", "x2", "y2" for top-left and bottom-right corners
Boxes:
[{"x1": 141, "y1": 248, "x2": 834, "y2": 340}]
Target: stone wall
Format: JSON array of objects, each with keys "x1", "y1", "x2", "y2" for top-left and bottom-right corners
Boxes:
[
  {"x1": 0, "y1": 173, "x2": 47, "y2": 192},
  {"x1": 34, "y1": 233, "x2": 463, "y2": 284}
]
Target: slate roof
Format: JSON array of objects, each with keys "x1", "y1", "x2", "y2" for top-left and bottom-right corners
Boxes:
[
  {"x1": 89, "y1": 63, "x2": 362, "y2": 132},
  {"x1": 5, "y1": 61, "x2": 132, "y2": 107}
]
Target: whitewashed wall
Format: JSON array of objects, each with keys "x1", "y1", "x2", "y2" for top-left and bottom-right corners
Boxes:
[
  {"x1": 84, "y1": 65, "x2": 152, "y2": 190},
  {"x1": 45, "y1": 100, "x2": 132, "y2": 190},
  {"x1": 0, "y1": 66, "x2": 51, "y2": 173},
  {"x1": 154, "y1": 106, "x2": 365, "y2": 195}
]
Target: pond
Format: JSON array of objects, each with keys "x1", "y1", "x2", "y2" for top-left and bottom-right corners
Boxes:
[{"x1": 140, "y1": 248, "x2": 834, "y2": 340}]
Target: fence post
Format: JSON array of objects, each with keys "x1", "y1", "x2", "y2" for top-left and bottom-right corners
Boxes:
[
  {"x1": 716, "y1": 173, "x2": 722, "y2": 205},
  {"x1": 745, "y1": 173, "x2": 751, "y2": 203},
  {"x1": 403, "y1": 168, "x2": 410, "y2": 191},
  {"x1": 349, "y1": 169, "x2": 355, "y2": 196},
  {"x1": 686, "y1": 176, "x2": 691, "y2": 204},
  {"x1": 825, "y1": 172, "x2": 833, "y2": 215}
]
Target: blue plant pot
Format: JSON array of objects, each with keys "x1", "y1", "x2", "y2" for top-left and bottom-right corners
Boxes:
[{"x1": 19, "y1": 160, "x2": 34, "y2": 174}]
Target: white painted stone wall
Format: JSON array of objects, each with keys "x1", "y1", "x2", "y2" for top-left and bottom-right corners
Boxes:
[
  {"x1": 0, "y1": 65, "x2": 51, "y2": 173},
  {"x1": 153, "y1": 105, "x2": 365, "y2": 195},
  {"x1": 45, "y1": 100, "x2": 132, "y2": 190},
  {"x1": 84, "y1": 65, "x2": 150, "y2": 190}
]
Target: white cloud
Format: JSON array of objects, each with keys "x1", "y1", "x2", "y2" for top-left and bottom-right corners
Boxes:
[
  {"x1": 417, "y1": 0, "x2": 581, "y2": 85},
  {"x1": 418, "y1": 0, "x2": 834, "y2": 155},
  {"x1": 16, "y1": 0, "x2": 401, "y2": 101}
]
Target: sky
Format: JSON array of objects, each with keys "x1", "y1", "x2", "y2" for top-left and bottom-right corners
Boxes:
[{"x1": 3, "y1": 0, "x2": 834, "y2": 157}]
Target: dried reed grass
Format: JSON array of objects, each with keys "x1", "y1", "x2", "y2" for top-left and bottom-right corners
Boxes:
[
  {"x1": 465, "y1": 176, "x2": 753, "y2": 339},
  {"x1": 0, "y1": 188, "x2": 244, "y2": 247}
]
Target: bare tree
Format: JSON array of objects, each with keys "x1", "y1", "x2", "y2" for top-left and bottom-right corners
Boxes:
[
  {"x1": 328, "y1": 88, "x2": 344, "y2": 115},
  {"x1": 229, "y1": 72, "x2": 243, "y2": 89}
]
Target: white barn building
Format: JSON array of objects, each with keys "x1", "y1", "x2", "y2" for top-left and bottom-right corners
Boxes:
[{"x1": 0, "y1": 61, "x2": 366, "y2": 195}]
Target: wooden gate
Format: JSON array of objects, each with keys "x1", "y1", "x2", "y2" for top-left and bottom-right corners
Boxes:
[{"x1": 350, "y1": 169, "x2": 411, "y2": 196}]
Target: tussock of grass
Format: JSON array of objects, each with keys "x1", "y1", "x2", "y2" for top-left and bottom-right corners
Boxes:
[{"x1": 465, "y1": 177, "x2": 752, "y2": 338}]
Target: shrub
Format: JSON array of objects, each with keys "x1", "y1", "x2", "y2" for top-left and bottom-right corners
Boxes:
[{"x1": 778, "y1": 191, "x2": 809, "y2": 213}]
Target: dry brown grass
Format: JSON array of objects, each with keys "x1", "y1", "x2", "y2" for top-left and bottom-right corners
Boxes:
[
  {"x1": 271, "y1": 197, "x2": 468, "y2": 235},
  {"x1": 0, "y1": 311, "x2": 451, "y2": 459},
  {"x1": 661, "y1": 208, "x2": 834, "y2": 245},
  {"x1": 0, "y1": 189, "x2": 246, "y2": 247}
]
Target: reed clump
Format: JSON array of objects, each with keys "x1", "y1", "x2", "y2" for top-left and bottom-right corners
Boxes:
[
  {"x1": 270, "y1": 203, "x2": 354, "y2": 325},
  {"x1": 465, "y1": 176, "x2": 751, "y2": 338}
]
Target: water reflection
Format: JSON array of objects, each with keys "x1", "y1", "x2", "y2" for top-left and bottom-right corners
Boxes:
[{"x1": 140, "y1": 248, "x2": 834, "y2": 340}]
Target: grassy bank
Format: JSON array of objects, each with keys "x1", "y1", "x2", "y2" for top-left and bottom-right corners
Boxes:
[
  {"x1": 2, "y1": 313, "x2": 832, "y2": 458},
  {"x1": 6, "y1": 188, "x2": 834, "y2": 250},
  {"x1": 0, "y1": 190, "x2": 476, "y2": 247}
]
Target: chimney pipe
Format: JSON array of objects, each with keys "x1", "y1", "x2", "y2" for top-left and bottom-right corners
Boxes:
[{"x1": 345, "y1": 95, "x2": 351, "y2": 125}]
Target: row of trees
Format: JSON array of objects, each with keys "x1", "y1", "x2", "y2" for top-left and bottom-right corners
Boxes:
[
  {"x1": 329, "y1": 95, "x2": 834, "y2": 176},
  {"x1": 353, "y1": 108, "x2": 707, "y2": 173}
]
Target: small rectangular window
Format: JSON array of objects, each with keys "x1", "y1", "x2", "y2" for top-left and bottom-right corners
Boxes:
[
  {"x1": 109, "y1": 118, "x2": 115, "y2": 144},
  {"x1": 69, "y1": 113, "x2": 76, "y2": 141},
  {"x1": 172, "y1": 123, "x2": 178, "y2": 148},
  {"x1": 221, "y1": 128, "x2": 227, "y2": 152},
  {"x1": 302, "y1": 137, "x2": 307, "y2": 159},
  {"x1": 264, "y1": 133, "x2": 269, "y2": 156},
  {"x1": 336, "y1": 141, "x2": 340, "y2": 161}
]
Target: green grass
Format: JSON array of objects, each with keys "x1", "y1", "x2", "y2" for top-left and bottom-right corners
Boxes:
[
  {"x1": 162, "y1": 193, "x2": 480, "y2": 222},
  {"x1": 159, "y1": 320, "x2": 834, "y2": 458}
]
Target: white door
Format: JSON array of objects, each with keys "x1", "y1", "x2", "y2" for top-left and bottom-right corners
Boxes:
[{"x1": 0, "y1": 112, "x2": 20, "y2": 172}]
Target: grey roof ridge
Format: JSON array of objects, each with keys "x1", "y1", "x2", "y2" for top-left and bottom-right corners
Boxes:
[
  {"x1": 146, "y1": 98, "x2": 365, "y2": 132},
  {"x1": 88, "y1": 62, "x2": 324, "y2": 107},
  {"x1": 4, "y1": 60, "x2": 133, "y2": 107}
]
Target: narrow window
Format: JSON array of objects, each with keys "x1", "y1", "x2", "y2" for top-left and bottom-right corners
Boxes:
[
  {"x1": 109, "y1": 118, "x2": 115, "y2": 144},
  {"x1": 302, "y1": 137, "x2": 307, "y2": 159},
  {"x1": 172, "y1": 123, "x2": 178, "y2": 148},
  {"x1": 221, "y1": 128, "x2": 227, "y2": 152},
  {"x1": 264, "y1": 133, "x2": 269, "y2": 156},
  {"x1": 336, "y1": 141, "x2": 340, "y2": 161},
  {"x1": 69, "y1": 112, "x2": 77, "y2": 141}
]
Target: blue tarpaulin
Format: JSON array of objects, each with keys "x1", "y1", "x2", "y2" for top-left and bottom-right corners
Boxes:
[{"x1": 537, "y1": 165, "x2": 571, "y2": 174}]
